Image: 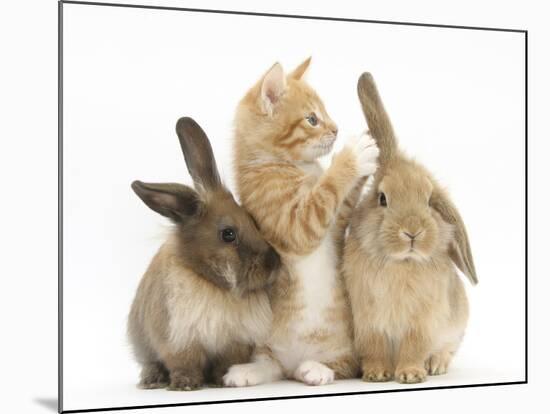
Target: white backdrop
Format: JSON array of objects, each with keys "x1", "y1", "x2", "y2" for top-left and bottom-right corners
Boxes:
[{"x1": 60, "y1": 2, "x2": 525, "y2": 411}]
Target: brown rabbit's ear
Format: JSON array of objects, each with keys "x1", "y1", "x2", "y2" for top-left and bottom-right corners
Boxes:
[
  {"x1": 431, "y1": 189, "x2": 478, "y2": 285},
  {"x1": 289, "y1": 56, "x2": 311, "y2": 80},
  {"x1": 175, "y1": 117, "x2": 221, "y2": 192},
  {"x1": 357, "y1": 72, "x2": 398, "y2": 166},
  {"x1": 131, "y1": 180, "x2": 202, "y2": 222}
]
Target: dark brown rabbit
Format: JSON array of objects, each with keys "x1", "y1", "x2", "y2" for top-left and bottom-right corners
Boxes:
[{"x1": 128, "y1": 117, "x2": 281, "y2": 391}]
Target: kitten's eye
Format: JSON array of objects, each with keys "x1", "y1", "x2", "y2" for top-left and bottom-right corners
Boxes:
[
  {"x1": 220, "y1": 227, "x2": 237, "y2": 243},
  {"x1": 306, "y1": 113, "x2": 318, "y2": 126},
  {"x1": 379, "y1": 192, "x2": 388, "y2": 207}
]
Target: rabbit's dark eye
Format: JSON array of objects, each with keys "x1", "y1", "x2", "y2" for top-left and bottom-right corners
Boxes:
[
  {"x1": 221, "y1": 227, "x2": 237, "y2": 243},
  {"x1": 306, "y1": 113, "x2": 318, "y2": 126},
  {"x1": 379, "y1": 192, "x2": 388, "y2": 207}
]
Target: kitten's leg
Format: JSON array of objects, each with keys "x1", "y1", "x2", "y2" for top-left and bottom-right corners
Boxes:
[
  {"x1": 395, "y1": 329, "x2": 431, "y2": 384},
  {"x1": 210, "y1": 343, "x2": 253, "y2": 386},
  {"x1": 294, "y1": 360, "x2": 335, "y2": 386},
  {"x1": 357, "y1": 330, "x2": 393, "y2": 382},
  {"x1": 223, "y1": 348, "x2": 283, "y2": 387},
  {"x1": 159, "y1": 342, "x2": 207, "y2": 391},
  {"x1": 247, "y1": 133, "x2": 378, "y2": 256},
  {"x1": 325, "y1": 354, "x2": 360, "y2": 379}
]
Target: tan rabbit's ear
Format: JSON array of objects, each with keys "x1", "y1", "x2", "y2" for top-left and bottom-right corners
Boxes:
[
  {"x1": 431, "y1": 189, "x2": 478, "y2": 285},
  {"x1": 289, "y1": 56, "x2": 311, "y2": 80},
  {"x1": 357, "y1": 72, "x2": 398, "y2": 166},
  {"x1": 131, "y1": 181, "x2": 202, "y2": 223},
  {"x1": 175, "y1": 117, "x2": 221, "y2": 192}
]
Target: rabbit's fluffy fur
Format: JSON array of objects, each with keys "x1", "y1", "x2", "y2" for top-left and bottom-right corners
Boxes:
[
  {"x1": 342, "y1": 73, "x2": 477, "y2": 384},
  {"x1": 128, "y1": 118, "x2": 281, "y2": 390}
]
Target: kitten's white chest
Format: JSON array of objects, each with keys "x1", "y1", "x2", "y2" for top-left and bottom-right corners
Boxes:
[
  {"x1": 293, "y1": 235, "x2": 338, "y2": 324},
  {"x1": 273, "y1": 234, "x2": 339, "y2": 370},
  {"x1": 292, "y1": 161, "x2": 337, "y2": 320}
]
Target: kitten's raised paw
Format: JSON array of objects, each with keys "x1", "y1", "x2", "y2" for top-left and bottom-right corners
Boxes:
[
  {"x1": 425, "y1": 352, "x2": 451, "y2": 376},
  {"x1": 395, "y1": 366, "x2": 427, "y2": 384},
  {"x1": 223, "y1": 363, "x2": 265, "y2": 387},
  {"x1": 344, "y1": 131, "x2": 379, "y2": 177},
  {"x1": 294, "y1": 360, "x2": 335, "y2": 386},
  {"x1": 167, "y1": 371, "x2": 203, "y2": 391}
]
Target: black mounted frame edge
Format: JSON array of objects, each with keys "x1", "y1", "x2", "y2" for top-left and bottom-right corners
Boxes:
[
  {"x1": 62, "y1": 381, "x2": 527, "y2": 414},
  {"x1": 57, "y1": 1, "x2": 529, "y2": 413},
  {"x1": 61, "y1": 0, "x2": 527, "y2": 33},
  {"x1": 59, "y1": 0, "x2": 64, "y2": 413},
  {"x1": 524, "y1": 30, "x2": 529, "y2": 384}
]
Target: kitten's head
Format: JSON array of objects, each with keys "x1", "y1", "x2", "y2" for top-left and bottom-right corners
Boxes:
[{"x1": 236, "y1": 58, "x2": 338, "y2": 162}]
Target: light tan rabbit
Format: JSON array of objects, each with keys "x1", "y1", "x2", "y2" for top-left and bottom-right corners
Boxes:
[
  {"x1": 343, "y1": 73, "x2": 478, "y2": 384},
  {"x1": 128, "y1": 117, "x2": 281, "y2": 391}
]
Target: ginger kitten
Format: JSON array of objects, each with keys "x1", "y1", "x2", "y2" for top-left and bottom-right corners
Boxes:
[{"x1": 223, "y1": 58, "x2": 379, "y2": 386}]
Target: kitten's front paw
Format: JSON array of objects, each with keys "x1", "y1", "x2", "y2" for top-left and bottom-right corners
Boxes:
[
  {"x1": 223, "y1": 363, "x2": 264, "y2": 387},
  {"x1": 395, "y1": 366, "x2": 427, "y2": 384},
  {"x1": 294, "y1": 360, "x2": 335, "y2": 386},
  {"x1": 344, "y1": 131, "x2": 379, "y2": 177}
]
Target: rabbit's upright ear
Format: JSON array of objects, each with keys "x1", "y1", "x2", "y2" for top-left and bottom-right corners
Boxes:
[
  {"x1": 431, "y1": 189, "x2": 478, "y2": 285},
  {"x1": 175, "y1": 117, "x2": 222, "y2": 192},
  {"x1": 357, "y1": 72, "x2": 398, "y2": 166},
  {"x1": 131, "y1": 180, "x2": 202, "y2": 223}
]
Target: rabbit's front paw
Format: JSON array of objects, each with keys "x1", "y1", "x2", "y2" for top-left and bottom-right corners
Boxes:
[
  {"x1": 361, "y1": 362, "x2": 393, "y2": 382},
  {"x1": 395, "y1": 366, "x2": 427, "y2": 384},
  {"x1": 294, "y1": 360, "x2": 335, "y2": 386},
  {"x1": 425, "y1": 352, "x2": 452, "y2": 376},
  {"x1": 167, "y1": 370, "x2": 204, "y2": 391},
  {"x1": 138, "y1": 363, "x2": 169, "y2": 389},
  {"x1": 223, "y1": 363, "x2": 265, "y2": 387},
  {"x1": 344, "y1": 131, "x2": 379, "y2": 177}
]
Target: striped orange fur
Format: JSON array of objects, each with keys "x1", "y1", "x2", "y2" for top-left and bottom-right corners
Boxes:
[{"x1": 224, "y1": 59, "x2": 379, "y2": 387}]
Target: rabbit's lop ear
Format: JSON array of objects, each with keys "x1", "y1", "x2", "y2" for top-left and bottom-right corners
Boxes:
[
  {"x1": 175, "y1": 117, "x2": 222, "y2": 192},
  {"x1": 431, "y1": 189, "x2": 478, "y2": 285},
  {"x1": 131, "y1": 180, "x2": 202, "y2": 223},
  {"x1": 357, "y1": 72, "x2": 398, "y2": 165}
]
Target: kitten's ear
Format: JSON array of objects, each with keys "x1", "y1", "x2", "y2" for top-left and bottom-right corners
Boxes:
[
  {"x1": 261, "y1": 62, "x2": 286, "y2": 116},
  {"x1": 289, "y1": 56, "x2": 311, "y2": 80}
]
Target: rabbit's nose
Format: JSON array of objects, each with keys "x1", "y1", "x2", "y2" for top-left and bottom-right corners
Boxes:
[
  {"x1": 403, "y1": 231, "x2": 415, "y2": 240},
  {"x1": 403, "y1": 230, "x2": 423, "y2": 240}
]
